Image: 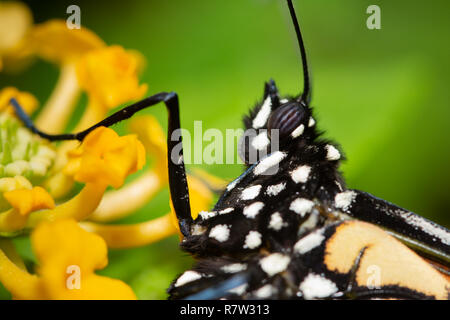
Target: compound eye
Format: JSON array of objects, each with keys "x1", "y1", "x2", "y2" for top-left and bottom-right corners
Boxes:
[{"x1": 267, "y1": 102, "x2": 306, "y2": 140}]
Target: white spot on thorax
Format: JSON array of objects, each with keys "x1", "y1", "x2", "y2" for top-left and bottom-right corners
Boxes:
[
  {"x1": 268, "y1": 212, "x2": 287, "y2": 231},
  {"x1": 325, "y1": 144, "x2": 341, "y2": 161},
  {"x1": 243, "y1": 202, "x2": 264, "y2": 219},
  {"x1": 251, "y1": 131, "x2": 270, "y2": 150},
  {"x1": 209, "y1": 224, "x2": 230, "y2": 242},
  {"x1": 308, "y1": 117, "x2": 315, "y2": 127},
  {"x1": 243, "y1": 231, "x2": 262, "y2": 249},
  {"x1": 289, "y1": 198, "x2": 315, "y2": 217},
  {"x1": 253, "y1": 151, "x2": 287, "y2": 175},
  {"x1": 241, "y1": 185, "x2": 262, "y2": 200},
  {"x1": 291, "y1": 124, "x2": 305, "y2": 138},
  {"x1": 175, "y1": 270, "x2": 202, "y2": 287},
  {"x1": 280, "y1": 99, "x2": 289, "y2": 104},
  {"x1": 252, "y1": 96, "x2": 272, "y2": 129},
  {"x1": 221, "y1": 263, "x2": 247, "y2": 273},
  {"x1": 266, "y1": 182, "x2": 286, "y2": 196},
  {"x1": 294, "y1": 229, "x2": 325, "y2": 254},
  {"x1": 260, "y1": 253, "x2": 291, "y2": 277},
  {"x1": 299, "y1": 273, "x2": 338, "y2": 299},
  {"x1": 334, "y1": 191, "x2": 357, "y2": 211},
  {"x1": 290, "y1": 165, "x2": 312, "y2": 184}
]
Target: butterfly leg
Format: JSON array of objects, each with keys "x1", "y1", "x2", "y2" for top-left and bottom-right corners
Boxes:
[{"x1": 10, "y1": 93, "x2": 193, "y2": 236}]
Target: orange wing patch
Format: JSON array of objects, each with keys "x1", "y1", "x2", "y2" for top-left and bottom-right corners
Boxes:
[{"x1": 324, "y1": 220, "x2": 449, "y2": 300}]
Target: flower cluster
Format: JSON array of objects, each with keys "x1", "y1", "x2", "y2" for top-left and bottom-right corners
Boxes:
[{"x1": 0, "y1": 2, "x2": 223, "y2": 299}]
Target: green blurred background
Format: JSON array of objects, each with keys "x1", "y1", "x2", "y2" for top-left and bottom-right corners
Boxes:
[{"x1": 0, "y1": 0, "x2": 449, "y2": 299}]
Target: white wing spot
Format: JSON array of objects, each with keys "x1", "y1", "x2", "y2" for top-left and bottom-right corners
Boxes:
[
  {"x1": 399, "y1": 211, "x2": 450, "y2": 246},
  {"x1": 241, "y1": 185, "x2": 262, "y2": 200},
  {"x1": 334, "y1": 191, "x2": 357, "y2": 211},
  {"x1": 266, "y1": 182, "x2": 286, "y2": 196},
  {"x1": 260, "y1": 253, "x2": 291, "y2": 277},
  {"x1": 299, "y1": 274, "x2": 338, "y2": 299},
  {"x1": 243, "y1": 231, "x2": 262, "y2": 249},
  {"x1": 326, "y1": 144, "x2": 341, "y2": 161},
  {"x1": 243, "y1": 202, "x2": 264, "y2": 219},
  {"x1": 290, "y1": 165, "x2": 312, "y2": 184},
  {"x1": 289, "y1": 198, "x2": 315, "y2": 217},
  {"x1": 209, "y1": 224, "x2": 230, "y2": 242}
]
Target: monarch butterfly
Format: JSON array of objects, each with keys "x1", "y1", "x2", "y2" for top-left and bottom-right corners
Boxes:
[{"x1": 10, "y1": 0, "x2": 450, "y2": 299}]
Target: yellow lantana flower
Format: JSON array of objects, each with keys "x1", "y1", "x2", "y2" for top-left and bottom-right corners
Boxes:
[
  {"x1": 26, "y1": 127, "x2": 146, "y2": 227},
  {"x1": 65, "y1": 126, "x2": 146, "y2": 188},
  {"x1": 4, "y1": 186, "x2": 55, "y2": 215},
  {"x1": 77, "y1": 46, "x2": 148, "y2": 110},
  {"x1": 0, "y1": 2, "x2": 228, "y2": 300},
  {"x1": 30, "y1": 20, "x2": 105, "y2": 65},
  {"x1": 0, "y1": 219, "x2": 136, "y2": 300},
  {"x1": 0, "y1": 185, "x2": 54, "y2": 232}
]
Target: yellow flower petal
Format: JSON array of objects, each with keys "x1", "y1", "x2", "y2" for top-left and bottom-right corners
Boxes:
[
  {"x1": 0, "y1": 219, "x2": 137, "y2": 299},
  {"x1": 0, "y1": 248, "x2": 40, "y2": 300},
  {"x1": 30, "y1": 19, "x2": 105, "y2": 65},
  {"x1": 0, "y1": 87, "x2": 38, "y2": 115},
  {"x1": 88, "y1": 116, "x2": 168, "y2": 222},
  {"x1": 0, "y1": 185, "x2": 55, "y2": 232},
  {"x1": 35, "y1": 63, "x2": 81, "y2": 133},
  {"x1": 26, "y1": 182, "x2": 106, "y2": 226},
  {"x1": 4, "y1": 186, "x2": 55, "y2": 216},
  {"x1": 65, "y1": 127, "x2": 146, "y2": 188},
  {"x1": 190, "y1": 167, "x2": 228, "y2": 192},
  {"x1": 0, "y1": 175, "x2": 33, "y2": 211},
  {"x1": 129, "y1": 115, "x2": 167, "y2": 178},
  {"x1": 76, "y1": 45, "x2": 147, "y2": 109},
  {"x1": 81, "y1": 213, "x2": 177, "y2": 249},
  {"x1": 90, "y1": 171, "x2": 164, "y2": 223},
  {"x1": 33, "y1": 219, "x2": 136, "y2": 299}
]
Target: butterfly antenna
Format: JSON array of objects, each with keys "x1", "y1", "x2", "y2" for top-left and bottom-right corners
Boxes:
[{"x1": 287, "y1": 0, "x2": 311, "y2": 105}]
